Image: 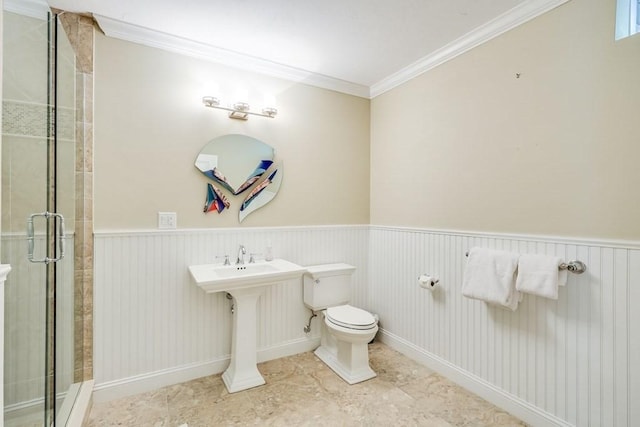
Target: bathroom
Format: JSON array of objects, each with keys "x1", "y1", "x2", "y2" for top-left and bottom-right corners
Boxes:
[{"x1": 1, "y1": 0, "x2": 639, "y2": 425}]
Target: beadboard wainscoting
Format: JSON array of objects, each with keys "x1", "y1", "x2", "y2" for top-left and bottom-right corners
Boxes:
[
  {"x1": 92, "y1": 226, "x2": 369, "y2": 401},
  {"x1": 92, "y1": 225, "x2": 640, "y2": 427},
  {"x1": 369, "y1": 226, "x2": 640, "y2": 427}
]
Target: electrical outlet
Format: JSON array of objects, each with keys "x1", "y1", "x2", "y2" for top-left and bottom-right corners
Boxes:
[{"x1": 158, "y1": 212, "x2": 177, "y2": 229}]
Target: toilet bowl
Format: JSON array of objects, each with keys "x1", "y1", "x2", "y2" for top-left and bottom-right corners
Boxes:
[
  {"x1": 303, "y1": 264, "x2": 378, "y2": 384},
  {"x1": 315, "y1": 304, "x2": 378, "y2": 384}
]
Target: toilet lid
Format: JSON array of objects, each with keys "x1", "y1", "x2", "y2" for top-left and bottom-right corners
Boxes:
[{"x1": 326, "y1": 305, "x2": 377, "y2": 330}]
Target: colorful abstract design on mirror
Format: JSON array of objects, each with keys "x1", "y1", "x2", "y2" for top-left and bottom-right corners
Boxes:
[
  {"x1": 202, "y1": 167, "x2": 235, "y2": 194},
  {"x1": 195, "y1": 134, "x2": 282, "y2": 221},
  {"x1": 239, "y1": 164, "x2": 283, "y2": 223},
  {"x1": 235, "y1": 159, "x2": 274, "y2": 195},
  {"x1": 203, "y1": 183, "x2": 230, "y2": 214}
]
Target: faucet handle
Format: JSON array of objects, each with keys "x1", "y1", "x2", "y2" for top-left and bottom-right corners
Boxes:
[
  {"x1": 249, "y1": 253, "x2": 262, "y2": 263},
  {"x1": 215, "y1": 255, "x2": 230, "y2": 265}
]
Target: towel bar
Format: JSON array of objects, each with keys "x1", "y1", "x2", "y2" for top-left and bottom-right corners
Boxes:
[
  {"x1": 464, "y1": 251, "x2": 586, "y2": 274},
  {"x1": 558, "y1": 260, "x2": 586, "y2": 274}
]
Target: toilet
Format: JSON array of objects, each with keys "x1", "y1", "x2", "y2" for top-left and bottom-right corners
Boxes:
[{"x1": 303, "y1": 263, "x2": 378, "y2": 384}]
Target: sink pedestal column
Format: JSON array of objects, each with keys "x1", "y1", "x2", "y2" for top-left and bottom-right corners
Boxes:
[{"x1": 222, "y1": 286, "x2": 266, "y2": 393}]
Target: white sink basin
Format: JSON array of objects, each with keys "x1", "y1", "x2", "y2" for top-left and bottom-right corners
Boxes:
[{"x1": 189, "y1": 258, "x2": 306, "y2": 293}]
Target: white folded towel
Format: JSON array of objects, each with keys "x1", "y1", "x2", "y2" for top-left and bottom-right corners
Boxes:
[
  {"x1": 462, "y1": 247, "x2": 521, "y2": 311},
  {"x1": 558, "y1": 267, "x2": 568, "y2": 287},
  {"x1": 515, "y1": 254, "x2": 565, "y2": 300}
]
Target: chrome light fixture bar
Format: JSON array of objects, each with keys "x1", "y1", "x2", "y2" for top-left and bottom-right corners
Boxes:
[{"x1": 202, "y1": 96, "x2": 278, "y2": 120}]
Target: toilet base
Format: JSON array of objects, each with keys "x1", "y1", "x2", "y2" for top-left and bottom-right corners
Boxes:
[{"x1": 314, "y1": 344, "x2": 376, "y2": 385}]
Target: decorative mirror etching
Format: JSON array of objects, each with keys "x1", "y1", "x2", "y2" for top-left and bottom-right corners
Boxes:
[
  {"x1": 239, "y1": 164, "x2": 283, "y2": 222},
  {"x1": 195, "y1": 134, "x2": 282, "y2": 221}
]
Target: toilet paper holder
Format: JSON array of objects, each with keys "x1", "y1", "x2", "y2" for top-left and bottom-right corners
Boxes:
[{"x1": 418, "y1": 274, "x2": 439, "y2": 289}]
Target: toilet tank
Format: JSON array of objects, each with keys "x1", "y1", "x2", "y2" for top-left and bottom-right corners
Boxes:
[{"x1": 303, "y1": 263, "x2": 356, "y2": 310}]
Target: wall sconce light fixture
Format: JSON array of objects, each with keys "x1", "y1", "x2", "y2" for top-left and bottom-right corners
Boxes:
[{"x1": 202, "y1": 96, "x2": 278, "y2": 120}]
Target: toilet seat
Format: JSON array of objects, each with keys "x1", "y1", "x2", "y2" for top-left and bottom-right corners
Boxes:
[{"x1": 326, "y1": 304, "x2": 377, "y2": 330}]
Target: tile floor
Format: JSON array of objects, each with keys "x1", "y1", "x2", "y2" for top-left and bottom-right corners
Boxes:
[{"x1": 86, "y1": 342, "x2": 527, "y2": 426}]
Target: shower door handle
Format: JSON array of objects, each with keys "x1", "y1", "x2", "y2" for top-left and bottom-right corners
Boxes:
[{"x1": 27, "y1": 211, "x2": 66, "y2": 264}]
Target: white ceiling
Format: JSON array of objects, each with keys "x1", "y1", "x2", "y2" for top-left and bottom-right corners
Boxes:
[{"x1": 40, "y1": 0, "x2": 566, "y2": 97}]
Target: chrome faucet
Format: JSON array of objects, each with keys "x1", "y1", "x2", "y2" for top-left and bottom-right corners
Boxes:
[{"x1": 236, "y1": 244, "x2": 246, "y2": 265}]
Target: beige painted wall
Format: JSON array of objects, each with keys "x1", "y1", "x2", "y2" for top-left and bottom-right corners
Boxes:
[
  {"x1": 371, "y1": 0, "x2": 640, "y2": 240},
  {"x1": 94, "y1": 33, "x2": 370, "y2": 230}
]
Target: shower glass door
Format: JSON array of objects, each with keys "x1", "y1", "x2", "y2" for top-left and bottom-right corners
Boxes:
[{"x1": 2, "y1": 2, "x2": 78, "y2": 426}]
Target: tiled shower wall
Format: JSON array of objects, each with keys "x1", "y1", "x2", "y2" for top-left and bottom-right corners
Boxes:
[
  {"x1": 1, "y1": 7, "x2": 87, "y2": 411},
  {"x1": 2, "y1": 235, "x2": 75, "y2": 409},
  {"x1": 59, "y1": 11, "x2": 94, "y2": 382}
]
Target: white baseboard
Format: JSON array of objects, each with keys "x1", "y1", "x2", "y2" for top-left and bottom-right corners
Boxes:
[
  {"x1": 257, "y1": 335, "x2": 320, "y2": 363},
  {"x1": 3, "y1": 380, "x2": 92, "y2": 426},
  {"x1": 378, "y1": 329, "x2": 572, "y2": 427},
  {"x1": 3, "y1": 398, "x2": 43, "y2": 424},
  {"x1": 93, "y1": 336, "x2": 320, "y2": 403}
]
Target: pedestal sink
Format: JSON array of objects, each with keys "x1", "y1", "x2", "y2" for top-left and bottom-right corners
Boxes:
[{"x1": 188, "y1": 258, "x2": 306, "y2": 393}]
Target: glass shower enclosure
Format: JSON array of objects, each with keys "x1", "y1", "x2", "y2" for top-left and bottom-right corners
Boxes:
[{"x1": 2, "y1": 1, "x2": 81, "y2": 425}]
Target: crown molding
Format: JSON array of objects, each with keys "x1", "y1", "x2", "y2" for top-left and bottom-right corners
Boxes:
[
  {"x1": 93, "y1": 14, "x2": 370, "y2": 99},
  {"x1": 72, "y1": 0, "x2": 567, "y2": 99},
  {"x1": 369, "y1": 0, "x2": 571, "y2": 98}
]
